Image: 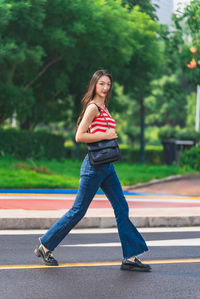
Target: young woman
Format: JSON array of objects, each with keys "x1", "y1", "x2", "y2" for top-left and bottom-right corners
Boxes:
[{"x1": 34, "y1": 69, "x2": 151, "y2": 272}]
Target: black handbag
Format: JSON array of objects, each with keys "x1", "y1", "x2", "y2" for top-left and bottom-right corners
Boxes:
[{"x1": 87, "y1": 104, "x2": 121, "y2": 166}]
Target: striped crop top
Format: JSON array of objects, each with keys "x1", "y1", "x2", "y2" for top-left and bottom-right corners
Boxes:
[{"x1": 89, "y1": 105, "x2": 116, "y2": 134}]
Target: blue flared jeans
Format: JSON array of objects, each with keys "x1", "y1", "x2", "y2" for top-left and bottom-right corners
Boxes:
[{"x1": 40, "y1": 154, "x2": 148, "y2": 259}]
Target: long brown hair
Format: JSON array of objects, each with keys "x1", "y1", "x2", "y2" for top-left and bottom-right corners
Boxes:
[{"x1": 75, "y1": 69, "x2": 113, "y2": 131}]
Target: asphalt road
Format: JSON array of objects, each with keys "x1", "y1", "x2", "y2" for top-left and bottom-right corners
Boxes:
[{"x1": 0, "y1": 227, "x2": 200, "y2": 299}]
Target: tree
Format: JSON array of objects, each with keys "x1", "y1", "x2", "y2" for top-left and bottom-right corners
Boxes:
[
  {"x1": 145, "y1": 75, "x2": 187, "y2": 127},
  {"x1": 0, "y1": 0, "x2": 151, "y2": 129},
  {"x1": 0, "y1": 0, "x2": 162, "y2": 164},
  {"x1": 121, "y1": 0, "x2": 158, "y2": 21},
  {"x1": 66, "y1": 3, "x2": 162, "y2": 160},
  {"x1": 111, "y1": 82, "x2": 140, "y2": 145},
  {"x1": 173, "y1": 0, "x2": 200, "y2": 87},
  {"x1": 118, "y1": 7, "x2": 162, "y2": 161}
]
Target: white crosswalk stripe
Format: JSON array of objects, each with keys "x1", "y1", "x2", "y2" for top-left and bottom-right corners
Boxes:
[
  {"x1": 64, "y1": 227, "x2": 199, "y2": 248},
  {"x1": 61, "y1": 238, "x2": 200, "y2": 247},
  {"x1": 1, "y1": 228, "x2": 199, "y2": 247},
  {"x1": 61, "y1": 227, "x2": 200, "y2": 248}
]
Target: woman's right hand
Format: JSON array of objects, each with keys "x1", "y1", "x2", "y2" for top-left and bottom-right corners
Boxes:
[{"x1": 104, "y1": 128, "x2": 118, "y2": 140}]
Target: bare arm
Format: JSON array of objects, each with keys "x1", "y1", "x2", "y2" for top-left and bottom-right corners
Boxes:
[{"x1": 75, "y1": 104, "x2": 117, "y2": 143}]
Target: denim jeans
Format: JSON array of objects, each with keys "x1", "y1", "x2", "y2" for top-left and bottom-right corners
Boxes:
[{"x1": 40, "y1": 154, "x2": 148, "y2": 259}]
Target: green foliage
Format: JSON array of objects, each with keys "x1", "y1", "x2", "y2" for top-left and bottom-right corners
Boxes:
[
  {"x1": 158, "y1": 125, "x2": 200, "y2": 142},
  {"x1": 186, "y1": 92, "x2": 197, "y2": 128},
  {"x1": 0, "y1": 129, "x2": 65, "y2": 159},
  {"x1": 158, "y1": 24, "x2": 184, "y2": 74},
  {"x1": 111, "y1": 82, "x2": 140, "y2": 145},
  {"x1": 124, "y1": 127, "x2": 140, "y2": 146},
  {"x1": 145, "y1": 74, "x2": 187, "y2": 127},
  {"x1": 158, "y1": 126, "x2": 178, "y2": 140},
  {"x1": 0, "y1": 0, "x2": 162, "y2": 130},
  {"x1": 177, "y1": 128, "x2": 200, "y2": 142},
  {"x1": 119, "y1": 7, "x2": 162, "y2": 96},
  {"x1": 120, "y1": 147, "x2": 163, "y2": 164},
  {"x1": 176, "y1": 0, "x2": 200, "y2": 43},
  {"x1": 145, "y1": 126, "x2": 161, "y2": 146},
  {"x1": 120, "y1": 0, "x2": 159, "y2": 21},
  {"x1": 172, "y1": 0, "x2": 200, "y2": 87},
  {"x1": 180, "y1": 146, "x2": 200, "y2": 171}
]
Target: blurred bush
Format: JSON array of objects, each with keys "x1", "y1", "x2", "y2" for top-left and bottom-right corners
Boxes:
[
  {"x1": 65, "y1": 144, "x2": 164, "y2": 165},
  {"x1": 0, "y1": 129, "x2": 65, "y2": 160},
  {"x1": 158, "y1": 126, "x2": 177, "y2": 140},
  {"x1": 159, "y1": 126, "x2": 200, "y2": 143},
  {"x1": 179, "y1": 146, "x2": 200, "y2": 171},
  {"x1": 176, "y1": 129, "x2": 200, "y2": 142}
]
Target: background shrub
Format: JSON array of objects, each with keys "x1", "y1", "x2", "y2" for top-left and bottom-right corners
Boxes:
[
  {"x1": 176, "y1": 129, "x2": 200, "y2": 142},
  {"x1": 65, "y1": 144, "x2": 164, "y2": 164},
  {"x1": 159, "y1": 126, "x2": 200, "y2": 143},
  {"x1": 159, "y1": 126, "x2": 177, "y2": 140},
  {"x1": 0, "y1": 129, "x2": 65, "y2": 160},
  {"x1": 179, "y1": 146, "x2": 200, "y2": 170}
]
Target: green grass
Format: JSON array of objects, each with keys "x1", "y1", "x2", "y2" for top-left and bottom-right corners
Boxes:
[
  {"x1": 115, "y1": 163, "x2": 194, "y2": 186},
  {"x1": 0, "y1": 155, "x2": 196, "y2": 189}
]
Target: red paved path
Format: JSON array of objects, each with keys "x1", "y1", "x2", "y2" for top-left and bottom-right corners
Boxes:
[
  {"x1": 128, "y1": 176, "x2": 200, "y2": 197},
  {"x1": 1, "y1": 198, "x2": 200, "y2": 210}
]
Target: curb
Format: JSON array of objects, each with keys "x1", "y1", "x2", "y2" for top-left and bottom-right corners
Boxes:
[
  {"x1": 123, "y1": 173, "x2": 200, "y2": 191},
  {"x1": 1, "y1": 214, "x2": 200, "y2": 229},
  {"x1": 1, "y1": 216, "x2": 200, "y2": 229}
]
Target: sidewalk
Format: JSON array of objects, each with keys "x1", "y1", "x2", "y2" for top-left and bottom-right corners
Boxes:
[
  {"x1": 0, "y1": 174, "x2": 200, "y2": 229},
  {"x1": 125, "y1": 173, "x2": 200, "y2": 197}
]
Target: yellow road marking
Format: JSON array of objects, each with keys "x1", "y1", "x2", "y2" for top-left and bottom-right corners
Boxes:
[{"x1": 0, "y1": 258, "x2": 200, "y2": 270}]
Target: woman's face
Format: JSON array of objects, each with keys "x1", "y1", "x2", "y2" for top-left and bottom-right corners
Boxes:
[{"x1": 95, "y1": 75, "x2": 111, "y2": 98}]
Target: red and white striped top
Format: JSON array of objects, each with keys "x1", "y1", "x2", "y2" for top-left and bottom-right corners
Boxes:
[{"x1": 89, "y1": 106, "x2": 116, "y2": 134}]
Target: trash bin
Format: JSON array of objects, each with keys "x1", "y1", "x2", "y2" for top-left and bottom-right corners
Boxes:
[{"x1": 162, "y1": 139, "x2": 195, "y2": 165}]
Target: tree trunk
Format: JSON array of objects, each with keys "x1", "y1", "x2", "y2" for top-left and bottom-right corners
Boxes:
[
  {"x1": 20, "y1": 117, "x2": 34, "y2": 130},
  {"x1": 140, "y1": 98, "x2": 145, "y2": 163},
  {"x1": 0, "y1": 117, "x2": 6, "y2": 125}
]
